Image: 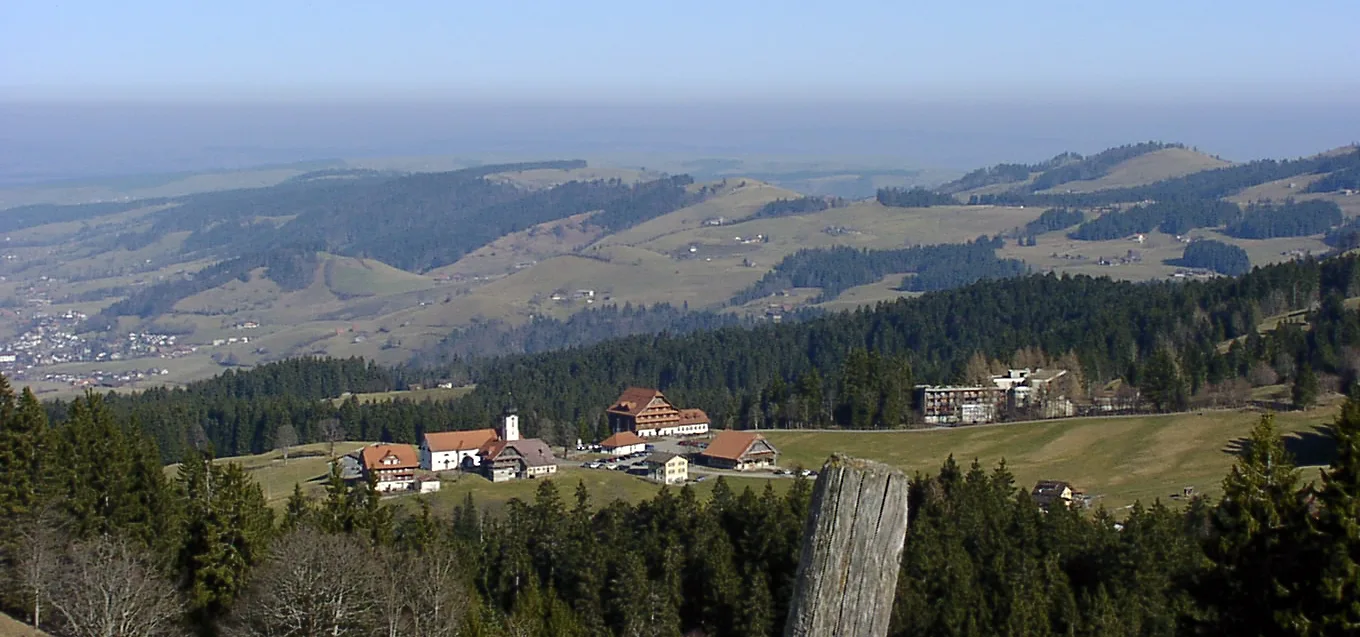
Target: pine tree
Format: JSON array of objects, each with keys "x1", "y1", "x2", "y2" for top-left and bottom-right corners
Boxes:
[
  {"x1": 0, "y1": 385, "x2": 49, "y2": 529},
  {"x1": 281, "y1": 483, "x2": 313, "y2": 532},
  {"x1": 1202, "y1": 413, "x2": 1311, "y2": 634},
  {"x1": 1292, "y1": 364, "x2": 1319, "y2": 410},
  {"x1": 176, "y1": 450, "x2": 275, "y2": 627},
  {"x1": 1313, "y1": 398, "x2": 1360, "y2": 630}
]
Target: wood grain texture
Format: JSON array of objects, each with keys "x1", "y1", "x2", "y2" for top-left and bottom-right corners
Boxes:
[{"x1": 784, "y1": 454, "x2": 910, "y2": 637}]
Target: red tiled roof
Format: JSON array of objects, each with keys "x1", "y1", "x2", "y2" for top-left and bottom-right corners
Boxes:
[
  {"x1": 600, "y1": 431, "x2": 645, "y2": 449},
  {"x1": 424, "y1": 428, "x2": 498, "y2": 452},
  {"x1": 605, "y1": 387, "x2": 666, "y2": 417},
  {"x1": 700, "y1": 430, "x2": 771, "y2": 462},
  {"x1": 360, "y1": 444, "x2": 419, "y2": 470},
  {"x1": 677, "y1": 408, "x2": 710, "y2": 426}
]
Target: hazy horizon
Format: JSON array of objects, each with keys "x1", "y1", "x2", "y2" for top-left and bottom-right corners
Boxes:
[
  {"x1": 2, "y1": 98, "x2": 1358, "y2": 187},
  {"x1": 3, "y1": 1, "x2": 1358, "y2": 185}
]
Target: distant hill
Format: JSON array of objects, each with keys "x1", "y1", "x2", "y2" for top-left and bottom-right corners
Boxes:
[{"x1": 5, "y1": 143, "x2": 1360, "y2": 391}]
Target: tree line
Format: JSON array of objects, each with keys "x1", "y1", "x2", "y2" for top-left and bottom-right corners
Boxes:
[
  {"x1": 1223, "y1": 199, "x2": 1344, "y2": 239},
  {"x1": 875, "y1": 187, "x2": 959, "y2": 207},
  {"x1": 1171, "y1": 240, "x2": 1252, "y2": 276},
  {"x1": 1067, "y1": 199, "x2": 1242, "y2": 240},
  {"x1": 752, "y1": 196, "x2": 843, "y2": 219},
  {"x1": 5, "y1": 370, "x2": 1360, "y2": 635},
  {"x1": 728, "y1": 238, "x2": 1025, "y2": 305}
]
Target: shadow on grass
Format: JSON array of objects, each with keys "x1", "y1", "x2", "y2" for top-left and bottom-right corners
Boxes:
[{"x1": 1223, "y1": 424, "x2": 1337, "y2": 468}]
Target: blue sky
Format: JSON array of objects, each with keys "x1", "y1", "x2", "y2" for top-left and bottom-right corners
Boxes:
[{"x1": 3, "y1": 0, "x2": 1358, "y2": 101}]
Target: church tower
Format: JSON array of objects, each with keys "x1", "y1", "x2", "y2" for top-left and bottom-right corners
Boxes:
[{"x1": 499, "y1": 397, "x2": 520, "y2": 442}]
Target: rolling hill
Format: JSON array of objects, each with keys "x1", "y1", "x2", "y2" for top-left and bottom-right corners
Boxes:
[{"x1": 5, "y1": 144, "x2": 1360, "y2": 392}]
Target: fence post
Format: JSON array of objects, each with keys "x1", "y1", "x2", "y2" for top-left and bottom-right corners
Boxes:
[{"x1": 783, "y1": 454, "x2": 910, "y2": 637}]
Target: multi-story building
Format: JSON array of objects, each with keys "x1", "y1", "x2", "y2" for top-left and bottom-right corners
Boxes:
[
  {"x1": 359, "y1": 444, "x2": 420, "y2": 492},
  {"x1": 606, "y1": 387, "x2": 710, "y2": 437}
]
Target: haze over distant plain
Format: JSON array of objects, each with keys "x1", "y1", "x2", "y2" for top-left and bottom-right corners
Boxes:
[{"x1": 2, "y1": 0, "x2": 1358, "y2": 184}]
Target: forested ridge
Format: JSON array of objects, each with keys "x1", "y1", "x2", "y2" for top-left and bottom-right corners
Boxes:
[
  {"x1": 970, "y1": 148, "x2": 1360, "y2": 207},
  {"x1": 3, "y1": 372, "x2": 1360, "y2": 635},
  {"x1": 14, "y1": 161, "x2": 700, "y2": 276},
  {"x1": 49, "y1": 253, "x2": 1360, "y2": 465},
  {"x1": 729, "y1": 238, "x2": 1027, "y2": 305}
]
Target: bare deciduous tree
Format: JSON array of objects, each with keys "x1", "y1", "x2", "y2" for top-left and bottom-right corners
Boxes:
[
  {"x1": 319, "y1": 418, "x2": 344, "y2": 459},
  {"x1": 402, "y1": 545, "x2": 471, "y2": 637},
  {"x1": 13, "y1": 515, "x2": 64, "y2": 631},
  {"x1": 275, "y1": 423, "x2": 298, "y2": 465},
  {"x1": 46, "y1": 535, "x2": 182, "y2": 637},
  {"x1": 227, "y1": 529, "x2": 376, "y2": 636}
]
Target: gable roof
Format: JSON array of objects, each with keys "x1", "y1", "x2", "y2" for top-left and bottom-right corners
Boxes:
[
  {"x1": 700, "y1": 430, "x2": 775, "y2": 462},
  {"x1": 482, "y1": 438, "x2": 557, "y2": 467},
  {"x1": 424, "y1": 428, "x2": 498, "y2": 452},
  {"x1": 360, "y1": 444, "x2": 419, "y2": 470},
  {"x1": 1032, "y1": 480, "x2": 1073, "y2": 495},
  {"x1": 677, "y1": 408, "x2": 710, "y2": 426},
  {"x1": 601, "y1": 431, "x2": 645, "y2": 449},
  {"x1": 606, "y1": 387, "x2": 667, "y2": 417},
  {"x1": 645, "y1": 452, "x2": 684, "y2": 465}
]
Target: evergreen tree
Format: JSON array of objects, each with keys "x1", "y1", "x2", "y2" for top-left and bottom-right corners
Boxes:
[
  {"x1": 176, "y1": 450, "x2": 275, "y2": 628},
  {"x1": 1313, "y1": 398, "x2": 1360, "y2": 630},
  {"x1": 1201, "y1": 413, "x2": 1311, "y2": 634},
  {"x1": 1292, "y1": 364, "x2": 1319, "y2": 410}
]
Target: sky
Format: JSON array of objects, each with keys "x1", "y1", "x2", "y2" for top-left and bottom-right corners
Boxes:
[
  {"x1": 3, "y1": 0, "x2": 1359, "y2": 102},
  {"x1": 2, "y1": 2, "x2": 1358, "y2": 184}
]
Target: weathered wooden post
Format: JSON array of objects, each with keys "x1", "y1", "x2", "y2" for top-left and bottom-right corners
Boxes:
[{"x1": 784, "y1": 454, "x2": 910, "y2": 637}]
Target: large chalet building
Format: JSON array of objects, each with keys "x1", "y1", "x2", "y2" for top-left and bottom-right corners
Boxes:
[
  {"x1": 606, "y1": 387, "x2": 711, "y2": 437},
  {"x1": 359, "y1": 444, "x2": 420, "y2": 492}
]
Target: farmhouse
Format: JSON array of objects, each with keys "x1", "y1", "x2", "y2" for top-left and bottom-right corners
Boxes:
[
  {"x1": 479, "y1": 439, "x2": 559, "y2": 483},
  {"x1": 600, "y1": 431, "x2": 647, "y2": 456},
  {"x1": 698, "y1": 430, "x2": 779, "y2": 471},
  {"x1": 1031, "y1": 480, "x2": 1075, "y2": 510},
  {"x1": 644, "y1": 452, "x2": 688, "y2": 485},
  {"x1": 606, "y1": 387, "x2": 711, "y2": 437},
  {"x1": 359, "y1": 444, "x2": 420, "y2": 492},
  {"x1": 420, "y1": 428, "x2": 499, "y2": 471}
]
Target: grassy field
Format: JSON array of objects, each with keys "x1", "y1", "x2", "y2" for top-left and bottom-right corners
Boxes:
[
  {"x1": 764, "y1": 404, "x2": 1340, "y2": 511},
  {"x1": 333, "y1": 385, "x2": 475, "y2": 405},
  {"x1": 408, "y1": 467, "x2": 792, "y2": 518},
  {"x1": 175, "y1": 442, "x2": 790, "y2": 514},
  {"x1": 170, "y1": 400, "x2": 1344, "y2": 519},
  {"x1": 1038, "y1": 148, "x2": 1230, "y2": 194},
  {"x1": 0, "y1": 612, "x2": 48, "y2": 637}
]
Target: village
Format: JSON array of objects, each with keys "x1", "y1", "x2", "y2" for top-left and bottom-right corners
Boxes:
[{"x1": 340, "y1": 385, "x2": 1089, "y2": 511}]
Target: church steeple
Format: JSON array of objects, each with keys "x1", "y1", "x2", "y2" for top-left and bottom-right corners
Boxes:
[{"x1": 499, "y1": 392, "x2": 520, "y2": 442}]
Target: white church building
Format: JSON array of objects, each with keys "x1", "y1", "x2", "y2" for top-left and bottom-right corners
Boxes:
[{"x1": 419, "y1": 407, "x2": 522, "y2": 471}]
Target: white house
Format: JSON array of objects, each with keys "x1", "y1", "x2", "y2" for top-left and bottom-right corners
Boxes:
[
  {"x1": 600, "y1": 431, "x2": 647, "y2": 456},
  {"x1": 420, "y1": 428, "x2": 499, "y2": 471}
]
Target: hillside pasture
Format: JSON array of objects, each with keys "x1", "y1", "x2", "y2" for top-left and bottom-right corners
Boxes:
[
  {"x1": 1037, "y1": 148, "x2": 1231, "y2": 194},
  {"x1": 764, "y1": 404, "x2": 1339, "y2": 511}
]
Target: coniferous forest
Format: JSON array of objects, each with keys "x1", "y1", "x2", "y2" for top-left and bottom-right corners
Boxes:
[
  {"x1": 3, "y1": 373, "x2": 1360, "y2": 635},
  {"x1": 31, "y1": 252, "x2": 1360, "y2": 466}
]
